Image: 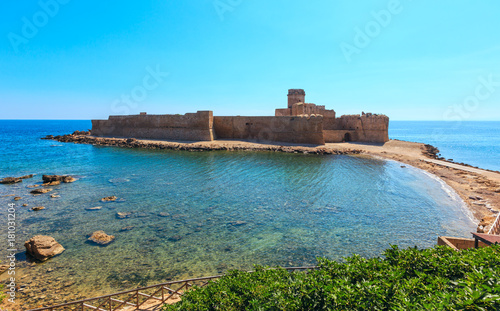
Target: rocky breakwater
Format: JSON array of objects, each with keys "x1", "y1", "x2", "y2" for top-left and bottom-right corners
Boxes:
[{"x1": 43, "y1": 132, "x2": 363, "y2": 155}]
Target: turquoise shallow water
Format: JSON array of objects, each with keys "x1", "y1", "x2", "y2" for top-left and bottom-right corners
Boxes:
[{"x1": 0, "y1": 120, "x2": 475, "y2": 298}]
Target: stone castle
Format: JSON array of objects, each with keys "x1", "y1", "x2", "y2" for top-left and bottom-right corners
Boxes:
[{"x1": 91, "y1": 89, "x2": 389, "y2": 145}]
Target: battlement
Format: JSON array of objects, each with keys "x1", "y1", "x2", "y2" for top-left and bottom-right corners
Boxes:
[{"x1": 288, "y1": 89, "x2": 306, "y2": 96}]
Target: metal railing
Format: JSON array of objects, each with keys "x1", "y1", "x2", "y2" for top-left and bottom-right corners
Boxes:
[
  {"x1": 28, "y1": 266, "x2": 317, "y2": 311},
  {"x1": 488, "y1": 213, "x2": 500, "y2": 235}
]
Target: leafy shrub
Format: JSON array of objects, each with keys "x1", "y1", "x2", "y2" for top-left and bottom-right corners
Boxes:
[{"x1": 162, "y1": 245, "x2": 500, "y2": 310}]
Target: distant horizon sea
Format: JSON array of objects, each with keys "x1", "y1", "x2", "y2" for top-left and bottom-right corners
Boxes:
[{"x1": 390, "y1": 121, "x2": 500, "y2": 172}]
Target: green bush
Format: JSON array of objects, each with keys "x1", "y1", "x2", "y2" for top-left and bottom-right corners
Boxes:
[{"x1": 162, "y1": 245, "x2": 500, "y2": 310}]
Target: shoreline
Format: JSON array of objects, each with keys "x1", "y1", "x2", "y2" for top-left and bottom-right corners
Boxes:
[{"x1": 45, "y1": 132, "x2": 500, "y2": 231}]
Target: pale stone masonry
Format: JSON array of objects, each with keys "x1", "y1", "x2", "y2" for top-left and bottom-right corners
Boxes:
[{"x1": 91, "y1": 89, "x2": 389, "y2": 145}]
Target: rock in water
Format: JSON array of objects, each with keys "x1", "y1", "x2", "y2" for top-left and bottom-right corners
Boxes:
[
  {"x1": 85, "y1": 206, "x2": 102, "y2": 211},
  {"x1": 168, "y1": 235, "x2": 183, "y2": 242},
  {"x1": 229, "y1": 220, "x2": 247, "y2": 226},
  {"x1": 24, "y1": 236, "x2": 65, "y2": 261},
  {"x1": 88, "y1": 231, "x2": 115, "y2": 245},
  {"x1": 42, "y1": 175, "x2": 76, "y2": 183},
  {"x1": 64, "y1": 176, "x2": 76, "y2": 183},
  {"x1": 101, "y1": 196, "x2": 118, "y2": 202},
  {"x1": 116, "y1": 212, "x2": 132, "y2": 219},
  {"x1": 32, "y1": 206, "x2": 45, "y2": 211},
  {"x1": 0, "y1": 177, "x2": 22, "y2": 184},
  {"x1": 30, "y1": 188, "x2": 53, "y2": 194}
]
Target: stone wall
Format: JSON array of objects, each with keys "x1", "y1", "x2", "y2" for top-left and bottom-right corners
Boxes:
[
  {"x1": 323, "y1": 114, "x2": 389, "y2": 143},
  {"x1": 213, "y1": 116, "x2": 325, "y2": 145},
  {"x1": 275, "y1": 103, "x2": 336, "y2": 118},
  {"x1": 91, "y1": 111, "x2": 215, "y2": 141}
]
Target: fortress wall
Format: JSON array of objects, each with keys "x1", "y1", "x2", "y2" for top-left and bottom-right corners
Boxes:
[
  {"x1": 275, "y1": 108, "x2": 291, "y2": 116},
  {"x1": 213, "y1": 116, "x2": 325, "y2": 145},
  {"x1": 322, "y1": 117, "x2": 338, "y2": 130},
  {"x1": 323, "y1": 115, "x2": 389, "y2": 143},
  {"x1": 91, "y1": 111, "x2": 215, "y2": 141},
  {"x1": 324, "y1": 130, "x2": 358, "y2": 142}
]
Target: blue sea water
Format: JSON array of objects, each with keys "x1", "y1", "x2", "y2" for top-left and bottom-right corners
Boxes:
[
  {"x1": 390, "y1": 121, "x2": 500, "y2": 172},
  {"x1": 0, "y1": 120, "x2": 479, "y2": 301}
]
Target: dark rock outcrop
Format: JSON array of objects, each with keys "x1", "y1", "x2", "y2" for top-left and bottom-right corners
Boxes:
[
  {"x1": 0, "y1": 177, "x2": 22, "y2": 184},
  {"x1": 42, "y1": 175, "x2": 76, "y2": 183},
  {"x1": 42, "y1": 133, "x2": 364, "y2": 155},
  {"x1": 30, "y1": 188, "x2": 53, "y2": 194},
  {"x1": 101, "y1": 196, "x2": 118, "y2": 202},
  {"x1": 24, "y1": 236, "x2": 65, "y2": 261},
  {"x1": 0, "y1": 174, "x2": 34, "y2": 184}
]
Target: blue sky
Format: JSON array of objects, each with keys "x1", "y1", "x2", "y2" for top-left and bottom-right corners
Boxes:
[{"x1": 1, "y1": 0, "x2": 499, "y2": 120}]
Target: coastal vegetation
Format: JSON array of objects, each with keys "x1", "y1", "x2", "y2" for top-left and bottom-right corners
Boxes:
[{"x1": 163, "y1": 245, "x2": 500, "y2": 310}]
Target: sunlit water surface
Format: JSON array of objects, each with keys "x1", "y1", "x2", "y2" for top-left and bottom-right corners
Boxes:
[{"x1": 0, "y1": 121, "x2": 475, "y2": 298}]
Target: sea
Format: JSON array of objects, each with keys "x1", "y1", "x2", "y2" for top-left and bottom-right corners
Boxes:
[
  {"x1": 0, "y1": 120, "x2": 496, "y2": 301},
  {"x1": 390, "y1": 121, "x2": 500, "y2": 172}
]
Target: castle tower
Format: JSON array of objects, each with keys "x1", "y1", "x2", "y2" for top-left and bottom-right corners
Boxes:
[{"x1": 287, "y1": 89, "x2": 305, "y2": 108}]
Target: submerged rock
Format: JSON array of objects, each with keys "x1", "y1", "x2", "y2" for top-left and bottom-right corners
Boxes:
[
  {"x1": 85, "y1": 206, "x2": 102, "y2": 211},
  {"x1": 88, "y1": 231, "x2": 115, "y2": 245},
  {"x1": 120, "y1": 226, "x2": 134, "y2": 232},
  {"x1": 116, "y1": 212, "x2": 132, "y2": 219},
  {"x1": 24, "y1": 235, "x2": 65, "y2": 261},
  {"x1": 158, "y1": 212, "x2": 170, "y2": 217},
  {"x1": 101, "y1": 196, "x2": 118, "y2": 202},
  {"x1": 30, "y1": 188, "x2": 53, "y2": 194},
  {"x1": 168, "y1": 235, "x2": 183, "y2": 242},
  {"x1": 229, "y1": 220, "x2": 247, "y2": 226}
]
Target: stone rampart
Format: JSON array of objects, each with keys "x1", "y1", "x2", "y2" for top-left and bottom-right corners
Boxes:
[
  {"x1": 324, "y1": 114, "x2": 389, "y2": 143},
  {"x1": 213, "y1": 116, "x2": 325, "y2": 145},
  {"x1": 91, "y1": 111, "x2": 215, "y2": 141}
]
